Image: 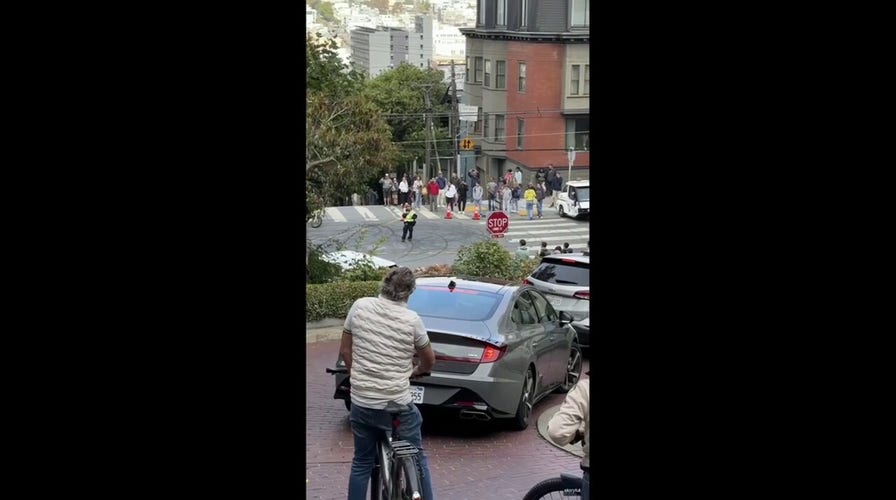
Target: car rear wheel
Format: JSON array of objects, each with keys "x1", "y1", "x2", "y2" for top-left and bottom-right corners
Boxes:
[
  {"x1": 511, "y1": 368, "x2": 535, "y2": 430},
  {"x1": 556, "y1": 346, "x2": 583, "y2": 393}
]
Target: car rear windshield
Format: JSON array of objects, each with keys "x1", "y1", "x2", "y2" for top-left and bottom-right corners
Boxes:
[
  {"x1": 408, "y1": 286, "x2": 502, "y2": 321},
  {"x1": 531, "y1": 260, "x2": 590, "y2": 286}
]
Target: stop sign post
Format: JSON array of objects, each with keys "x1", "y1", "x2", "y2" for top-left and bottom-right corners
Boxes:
[{"x1": 486, "y1": 211, "x2": 509, "y2": 238}]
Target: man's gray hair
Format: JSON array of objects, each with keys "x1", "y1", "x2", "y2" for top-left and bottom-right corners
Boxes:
[{"x1": 380, "y1": 267, "x2": 417, "y2": 302}]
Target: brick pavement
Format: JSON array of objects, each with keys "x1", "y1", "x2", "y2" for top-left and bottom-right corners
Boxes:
[{"x1": 305, "y1": 339, "x2": 589, "y2": 499}]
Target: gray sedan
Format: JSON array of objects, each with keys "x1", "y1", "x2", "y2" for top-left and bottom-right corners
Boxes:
[{"x1": 330, "y1": 277, "x2": 583, "y2": 430}]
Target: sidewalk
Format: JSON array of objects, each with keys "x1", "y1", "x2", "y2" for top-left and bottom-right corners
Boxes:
[{"x1": 306, "y1": 318, "x2": 346, "y2": 344}]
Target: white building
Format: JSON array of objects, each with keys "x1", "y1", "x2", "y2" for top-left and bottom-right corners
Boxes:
[{"x1": 433, "y1": 22, "x2": 465, "y2": 63}]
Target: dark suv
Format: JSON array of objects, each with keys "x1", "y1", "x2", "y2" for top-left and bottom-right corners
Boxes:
[{"x1": 524, "y1": 255, "x2": 590, "y2": 346}]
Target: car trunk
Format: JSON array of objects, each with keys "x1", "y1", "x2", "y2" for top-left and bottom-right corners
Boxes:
[{"x1": 417, "y1": 319, "x2": 498, "y2": 375}]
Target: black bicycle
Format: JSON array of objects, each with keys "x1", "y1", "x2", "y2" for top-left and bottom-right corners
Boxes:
[
  {"x1": 522, "y1": 472, "x2": 583, "y2": 500},
  {"x1": 326, "y1": 367, "x2": 429, "y2": 500}
]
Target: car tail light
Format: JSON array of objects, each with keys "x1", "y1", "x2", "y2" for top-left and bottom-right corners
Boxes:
[
  {"x1": 480, "y1": 345, "x2": 507, "y2": 363},
  {"x1": 573, "y1": 290, "x2": 590, "y2": 300},
  {"x1": 522, "y1": 278, "x2": 532, "y2": 285}
]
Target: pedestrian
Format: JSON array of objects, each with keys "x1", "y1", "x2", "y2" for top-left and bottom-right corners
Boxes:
[
  {"x1": 486, "y1": 177, "x2": 498, "y2": 211},
  {"x1": 444, "y1": 181, "x2": 457, "y2": 213},
  {"x1": 501, "y1": 182, "x2": 512, "y2": 212},
  {"x1": 553, "y1": 246, "x2": 563, "y2": 255},
  {"x1": 436, "y1": 171, "x2": 447, "y2": 208},
  {"x1": 545, "y1": 164, "x2": 557, "y2": 204},
  {"x1": 524, "y1": 183, "x2": 537, "y2": 220},
  {"x1": 563, "y1": 242, "x2": 572, "y2": 253},
  {"x1": 547, "y1": 372, "x2": 590, "y2": 500},
  {"x1": 514, "y1": 166, "x2": 523, "y2": 187},
  {"x1": 582, "y1": 240, "x2": 590, "y2": 256},
  {"x1": 380, "y1": 175, "x2": 393, "y2": 206},
  {"x1": 503, "y1": 168, "x2": 514, "y2": 187},
  {"x1": 467, "y1": 167, "x2": 480, "y2": 189},
  {"x1": 534, "y1": 183, "x2": 545, "y2": 219},
  {"x1": 551, "y1": 172, "x2": 563, "y2": 198},
  {"x1": 400, "y1": 203, "x2": 417, "y2": 242},
  {"x1": 536, "y1": 168, "x2": 546, "y2": 192},
  {"x1": 510, "y1": 184, "x2": 521, "y2": 212},
  {"x1": 398, "y1": 175, "x2": 409, "y2": 206},
  {"x1": 458, "y1": 181, "x2": 468, "y2": 212},
  {"x1": 339, "y1": 267, "x2": 437, "y2": 500},
  {"x1": 367, "y1": 188, "x2": 378, "y2": 206},
  {"x1": 515, "y1": 239, "x2": 531, "y2": 259},
  {"x1": 412, "y1": 175, "x2": 423, "y2": 209},
  {"x1": 538, "y1": 241, "x2": 549, "y2": 257},
  {"x1": 472, "y1": 182, "x2": 483, "y2": 213},
  {"x1": 427, "y1": 178, "x2": 439, "y2": 212},
  {"x1": 390, "y1": 176, "x2": 398, "y2": 206}
]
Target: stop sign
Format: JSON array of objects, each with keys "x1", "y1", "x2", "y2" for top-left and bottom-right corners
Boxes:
[{"x1": 486, "y1": 211, "x2": 509, "y2": 236}]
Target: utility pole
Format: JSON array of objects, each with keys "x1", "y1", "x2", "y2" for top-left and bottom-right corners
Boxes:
[
  {"x1": 451, "y1": 60, "x2": 460, "y2": 180},
  {"x1": 421, "y1": 84, "x2": 433, "y2": 182}
]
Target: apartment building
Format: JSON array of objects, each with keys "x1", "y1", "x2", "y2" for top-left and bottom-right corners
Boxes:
[
  {"x1": 460, "y1": 0, "x2": 590, "y2": 182},
  {"x1": 350, "y1": 15, "x2": 434, "y2": 78}
]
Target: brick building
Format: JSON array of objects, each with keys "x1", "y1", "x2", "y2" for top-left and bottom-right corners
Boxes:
[{"x1": 460, "y1": 0, "x2": 590, "y2": 184}]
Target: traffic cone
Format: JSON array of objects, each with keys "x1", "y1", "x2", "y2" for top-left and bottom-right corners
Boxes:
[
  {"x1": 472, "y1": 206, "x2": 481, "y2": 220},
  {"x1": 445, "y1": 207, "x2": 452, "y2": 219}
]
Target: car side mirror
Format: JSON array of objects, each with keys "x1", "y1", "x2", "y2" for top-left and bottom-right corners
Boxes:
[{"x1": 559, "y1": 311, "x2": 574, "y2": 326}]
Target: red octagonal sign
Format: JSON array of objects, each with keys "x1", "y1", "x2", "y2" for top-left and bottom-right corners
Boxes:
[{"x1": 486, "y1": 211, "x2": 509, "y2": 236}]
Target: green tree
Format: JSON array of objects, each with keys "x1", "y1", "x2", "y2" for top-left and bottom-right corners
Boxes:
[
  {"x1": 362, "y1": 63, "x2": 452, "y2": 170},
  {"x1": 306, "y1": 35, "x2": 397, "y2": 212}
]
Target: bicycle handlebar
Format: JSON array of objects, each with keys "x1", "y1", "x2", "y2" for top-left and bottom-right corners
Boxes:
[{"x1": 326, "y1": 367, "x2": 431, "y2": 377}]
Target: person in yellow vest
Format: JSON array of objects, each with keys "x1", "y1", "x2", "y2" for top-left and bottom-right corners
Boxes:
[
  {"x1": 524, "y1": 183, "x2": 537, "y2": 220},
  {"x1": 400, "y1": 203, "x2": 418, "y2": 242}
]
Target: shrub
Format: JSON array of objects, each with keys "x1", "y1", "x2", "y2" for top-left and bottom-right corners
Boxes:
[
  {"x1": 413, "y1": 264, "x2": 453, "y2": 277},
  {"x1": 306, "y1": 280, "x2": 381, "y2": 321},
  {"x1": 453, "y1": 239, "x2": 541, "y2": 282},
  {"x1": 306, "y1": 246, "x2": 344, "y2": 284}
]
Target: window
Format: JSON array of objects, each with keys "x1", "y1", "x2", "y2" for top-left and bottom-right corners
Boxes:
[
  {"x1": 520, "y1": 0, "x2": 528, "y2": 28},
  {"x1": 565, "y1": 116, "x2": 590, "y2": 150},
  {"x1": 483, "y1": 113, "x2": 490, "y2": 140},
  {"x1": 484, "y1": 59, "x2": 491, "y2": 87},
  {"x1": 466, "y1": 57, "x2": 471, "y2": 82},
  {"x1": 479, "y1": 0, "x2": 486, "y2": 25},
  {"x1": 527, "y1": 291, "x2": 558, "y2": 323},
  {"x1": 584, "y1": 64, "x2": 590, "y2": 94},
  {"x1": 496, "y1": 60, "x2": 506, "y2": 89},
  {"x1": 495, "y1": 114, "x2": 505, "y2": 141},
  {"x1": 518, "y1": 62, "x2": 526, "y2": 92},
  {"x1": 516, "y1": 118, "x2": 524, "y2": 149},
  {"x1": 474, "y1": 107, "x2": 483, "y2": 134},
  {"x1": 569, "y1": 64, "x2": 589, "y2": 96},
  {"x1": 571, "y1": 0, "x2": 590, "y2": 27},
  {"x1": 497, "y1": 0, "x2": 507, "y2": 26},
  {"x1": 512, "y1": 294, "x2": 537, "y2": 325},
  {"x1": 474, "y1": 57, "x2": 483, "y2": 83}
]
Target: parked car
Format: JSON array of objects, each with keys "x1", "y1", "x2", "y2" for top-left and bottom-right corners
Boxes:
[
  {"x1": 320, "y1": 250, "x2": 397, "y2": 272},
  {"x1": 556, "y1": 180, "x2": 589, "y2": 218},
  {"x1": 329, "y1": 276, "x2": 584, "y2": 430},
  {"x1": 524, "y1": 254, "x2": 590, "y2": 346}
]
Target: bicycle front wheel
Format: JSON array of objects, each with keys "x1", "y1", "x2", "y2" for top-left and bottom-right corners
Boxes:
[
  {"x1": 396, "y1": 455, "x2": 424, "y2": 500},
  {"x1": 522, "y1": 477, "x2": 581, "y2": 500},
  {"x1": 310, "y1": 212, "x2": 323, "y2": 228}
]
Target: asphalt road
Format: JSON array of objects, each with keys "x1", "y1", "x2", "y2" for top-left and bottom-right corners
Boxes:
[
  {"x1": 307, "y1": 200, "x2": 590, "y2": 269},
  {"x1": 305, "y1": 339, "x2": 589, "y2": 500}
]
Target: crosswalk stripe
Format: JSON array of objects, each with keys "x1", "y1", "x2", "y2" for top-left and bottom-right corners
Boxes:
[
  {"x1": 324, "y1": 207, "x2": 347, "y2": 222},
  {"x1": 505, "y1": 228, "x2": 589, "y2": 236},
  {"x1": 416, "y1": 207, "x2": 440, "y2": 219},
  {"x1": 354, "y1": 206, "x2": 381, "y2": 221}
]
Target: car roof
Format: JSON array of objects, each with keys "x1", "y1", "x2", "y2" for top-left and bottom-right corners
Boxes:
[
  {"x1": 539, "y1": 254, "x2": 590, "y2": 264},
  {"x1": 414, "y1": 276, "x2": 520, "y2": 295},
  {"x1": 566, "y1": 180, "x2": 589, "y2": 187}
]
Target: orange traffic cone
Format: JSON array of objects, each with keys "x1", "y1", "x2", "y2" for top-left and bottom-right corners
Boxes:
[
  {"x1": 445, "y1": 207, "x2": 452, "y2": 219},
  {"x1": 472, "y1": 206, "x2": 481, "y2": 221}
]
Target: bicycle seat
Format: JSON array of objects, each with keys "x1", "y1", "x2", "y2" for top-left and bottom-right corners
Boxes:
[{"x1": 384, "y1": 401, "x2": 409, "y2": 415}]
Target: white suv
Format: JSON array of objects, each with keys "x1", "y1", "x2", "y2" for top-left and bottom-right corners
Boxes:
[{"x1": 556, "y1": 180, "x2": 590, "y2": 218}]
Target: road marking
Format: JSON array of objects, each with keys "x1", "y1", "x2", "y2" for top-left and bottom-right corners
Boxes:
[
  {"x1": 354, "y1": 206, "x2": 379, "y2": 221},
  {"x1": 324, "y1": 207, "x2": 347, "y2": 222},
  {"x1": 416, "y1": 208, "x2": 440, "y2": 219}
]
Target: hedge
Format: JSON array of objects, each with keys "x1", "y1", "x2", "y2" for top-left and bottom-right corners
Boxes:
[{"x1": 306, "y1": 280, "x2": 381, "y2": 322}]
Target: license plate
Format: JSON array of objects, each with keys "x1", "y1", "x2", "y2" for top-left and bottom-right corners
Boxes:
[{"x1": 410, "y1": 385, "x2": 425, "y2": 404}]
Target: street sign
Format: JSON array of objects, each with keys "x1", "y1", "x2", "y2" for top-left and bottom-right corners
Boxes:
[
  {"x1": 460, "y1": 137, "x2": 475, "y2": 150},
  {"x1": 486, "y1": 211, "x2": 509, "y2": 236}
]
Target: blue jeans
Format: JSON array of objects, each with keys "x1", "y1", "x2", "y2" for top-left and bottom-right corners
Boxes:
[
  {"x1": 582, "y1": 468, "x2": 590, "y2": 498},
  {"x1": 526, "y1": 201, "x2": 534, "y2": 220},
  {"x1": 348, "y1": 402, "x2": 434, "y2": 500},
  {"x1": 536, "y1": 200, "x2": 543, "y2": 217}
]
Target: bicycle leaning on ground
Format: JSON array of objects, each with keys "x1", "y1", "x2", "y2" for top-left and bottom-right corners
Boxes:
[
  {"x1": 307, "y1": 208, "x2": 323, "y2": 228},
  {"x1": 326, "y1": 367, "x2": 429, "y2": 500},
  {"x1": 521, "y1": 432, "x2": 586, "y2": 500}
]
